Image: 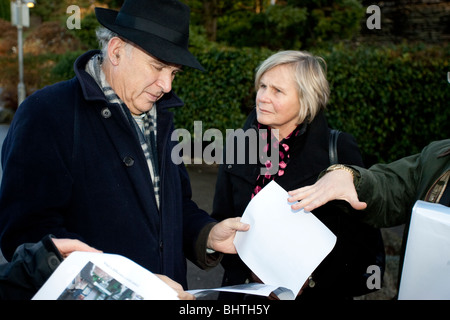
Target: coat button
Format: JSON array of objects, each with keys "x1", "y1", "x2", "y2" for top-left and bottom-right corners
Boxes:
[
  {"x1": 101, "y1": 107, "x2": 112, "y2": 118},
  {"x1": 123, "y1": 156, "x2": 134, "y2": 167},
  {"x1": 47, "y1": 254, "x2": 60, "y2": 270},
  {"x1": 308, "y1": 276, "x2": 316, "y2": 288}
]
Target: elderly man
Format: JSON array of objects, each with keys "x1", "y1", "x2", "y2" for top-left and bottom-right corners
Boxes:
[{"x1": 0, "y1": 0, "x2": 248, "y2": 296}]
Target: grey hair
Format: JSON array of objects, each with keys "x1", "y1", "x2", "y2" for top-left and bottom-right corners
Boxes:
[
  {"x1": 255, "y1": 50, "x2": 330, "y2": 124},
  {"x1": 95, "y1": 27, "x2": 120, "y2": 57},
  {"x1": 95, "y1": 26, "x2": 134, "y2": 60}
]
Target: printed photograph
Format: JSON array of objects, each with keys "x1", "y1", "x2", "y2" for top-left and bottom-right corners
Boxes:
[{"x1": 57, "y1": 261, "x2": 143, "y2": 300}]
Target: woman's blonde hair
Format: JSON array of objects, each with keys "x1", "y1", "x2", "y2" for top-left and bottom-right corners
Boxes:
[{"x1": 255, "y1": 50, "x2": 330, "y2": 124}]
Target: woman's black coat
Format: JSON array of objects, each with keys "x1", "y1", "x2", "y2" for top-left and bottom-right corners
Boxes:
[{"x1": 212, "y1": 109, "x2": 384, "y2": 300}]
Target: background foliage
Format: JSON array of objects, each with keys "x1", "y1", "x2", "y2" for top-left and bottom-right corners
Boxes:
[
  {"x1": 0, "y1": 0, "x2": 448, "y2": 166},
  {"x1": 185, "y1": 0, "x2": 364, "y2": 49},
  {"x1": 172, "y1": 43, "x2": 449, "y2": 166},
  {"x1": 321, "y1": 44, "x2": 449, "y2": 165},
  {"x1": 0, "y1": 0, "x2": 10, "y2": 21}
]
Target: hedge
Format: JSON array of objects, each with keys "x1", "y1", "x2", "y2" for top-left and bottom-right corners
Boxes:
[
  {"x1": 322, "y1": 44, "x2": 449, "y2": 165},
  {"x1": 172, "y1": 43, "x2": 449, "y2": 166},
  {"x1": 43, "y1": 43, "x2": 449, "y2": 166},
  {"x1": 171, "y1": 46, "x2": 272, "y2": 137}
]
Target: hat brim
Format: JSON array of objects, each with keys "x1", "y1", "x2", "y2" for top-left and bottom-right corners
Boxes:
[{"x1": 95, "y1": 7, "x2": 204, "y2": 71}]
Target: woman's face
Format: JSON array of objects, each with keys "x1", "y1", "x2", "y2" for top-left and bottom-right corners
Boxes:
[{"x1": 255, "y1": 64, "x2": 301, "y2": 140}]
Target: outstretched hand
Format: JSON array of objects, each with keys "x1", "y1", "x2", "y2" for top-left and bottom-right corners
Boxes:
[
  {"x1": 207, "y1": 217, "x2": 250, "y2": 254},
  {"x1": 287, "y1": 169, "x2": 367, "y2": 212}
]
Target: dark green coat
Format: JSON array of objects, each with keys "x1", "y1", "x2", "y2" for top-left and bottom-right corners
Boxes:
[{"x1": 353, "y1": 139, "x2": 450, "y2": 228}]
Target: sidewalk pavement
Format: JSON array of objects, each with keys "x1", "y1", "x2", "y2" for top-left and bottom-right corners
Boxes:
[
  {"x1": 185, "y1": 164, "x2": 223, "y2": 299},
  {"x1": 0, "y1": 124, "x2": 8, "y2": 266}
]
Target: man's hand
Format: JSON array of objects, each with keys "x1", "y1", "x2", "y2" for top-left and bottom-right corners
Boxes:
[
  {"x1": 287, "y1": 169, "x2": 367, "y2": 212},
  {"x1": 207, "y1": 217, "x2": 250, "y2": 254},
  {"x1": 156, "y1": 274, "x2": 195, "y2": 300},
  {"x1": 51, "y1": 238, "x2": 102, "y2": 258}
]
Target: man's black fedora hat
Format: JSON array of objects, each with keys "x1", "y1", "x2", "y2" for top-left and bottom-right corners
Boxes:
[{"x1": 95, "y1": 0, "x2": 204, "y2": 71}]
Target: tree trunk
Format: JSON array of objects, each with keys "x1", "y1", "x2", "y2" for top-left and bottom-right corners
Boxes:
[{"x1": 203, "y1": 0, "x2": 218, "y2": 41}]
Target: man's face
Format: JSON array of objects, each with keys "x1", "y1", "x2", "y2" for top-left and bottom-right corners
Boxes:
[{"x1": 109, "y1": 40, "x2": 182, "y2": 115}]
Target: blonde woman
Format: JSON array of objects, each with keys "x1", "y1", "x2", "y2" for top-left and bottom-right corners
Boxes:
[{"x1": 212, "y1": 51, "x2": 384, "y2": 300}]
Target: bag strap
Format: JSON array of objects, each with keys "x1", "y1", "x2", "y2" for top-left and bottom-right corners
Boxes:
[{"x1": 329, "y1": 129, "x2": 341, "y2": 165}]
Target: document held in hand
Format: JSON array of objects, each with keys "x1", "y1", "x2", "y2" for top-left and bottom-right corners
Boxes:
[
  {"x1": 233, "y1": 180, "x2": 337, "y2": 297},
  {"x1": 32, "y1": 251, "x2": 179, "y2": 300},
  {"x1": 188, "y1": 181, "x2": 337, "y2": 300}
]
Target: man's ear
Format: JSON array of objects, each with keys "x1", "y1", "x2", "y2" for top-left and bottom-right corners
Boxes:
[{"x1": 107, "y1": 37, "x2": 125, "y2": 66}]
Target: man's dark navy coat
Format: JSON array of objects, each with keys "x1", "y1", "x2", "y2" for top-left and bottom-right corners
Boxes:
[{"x1": 0, "y1": 51, "x2": 215, "y2": 288}]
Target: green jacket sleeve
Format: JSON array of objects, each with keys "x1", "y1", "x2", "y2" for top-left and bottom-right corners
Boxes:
[
  {"x1": 349, "y1": 153, "x2": 423, "y2": 228},
  {"x1": 349, "y1": 139, "x2": 450, "y2": 228}
]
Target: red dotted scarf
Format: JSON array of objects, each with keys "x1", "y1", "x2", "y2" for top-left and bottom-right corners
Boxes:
[{"x1": 252, "y1": 123, "x2": 302, "y2": 198}]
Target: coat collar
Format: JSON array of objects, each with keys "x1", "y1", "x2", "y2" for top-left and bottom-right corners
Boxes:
[
  {"x1": 438, "y1": 147, "x2": 450, "y2": 159},
  {"x1": 73, "y1": 50, "x2": 185, "y2": 110}
]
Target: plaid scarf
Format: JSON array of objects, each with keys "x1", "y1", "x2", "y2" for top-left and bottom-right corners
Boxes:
[{"x1": 85, "y1": 54, "x2": 161, "y2": 209}]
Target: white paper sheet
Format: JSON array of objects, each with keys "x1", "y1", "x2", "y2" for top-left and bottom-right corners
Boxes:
[
  {"x1": 32, "y1": 252, "x2": 179, "y2": 300},
  {"x1": 398, "y1": 200, "x2": 450, "y2": 300},
  {"x1": 233, "y1": 180, "x2": 337, "y2": 296}
]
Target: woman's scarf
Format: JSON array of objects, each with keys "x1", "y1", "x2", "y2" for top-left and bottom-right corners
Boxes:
[{"x1": 252, "y1": 123, "x2": 302, "y2": 198}]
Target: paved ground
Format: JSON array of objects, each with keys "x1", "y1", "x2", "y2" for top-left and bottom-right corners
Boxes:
[
  {"x1": 185, "y1": 164, "x2": 224, "y2": 299},
  {"x1": 0, "y1": 124, "x2": 8, "y2": 178},
  {"x1": 0, "y1": 124, "x2": 8, "y2": 266}
]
